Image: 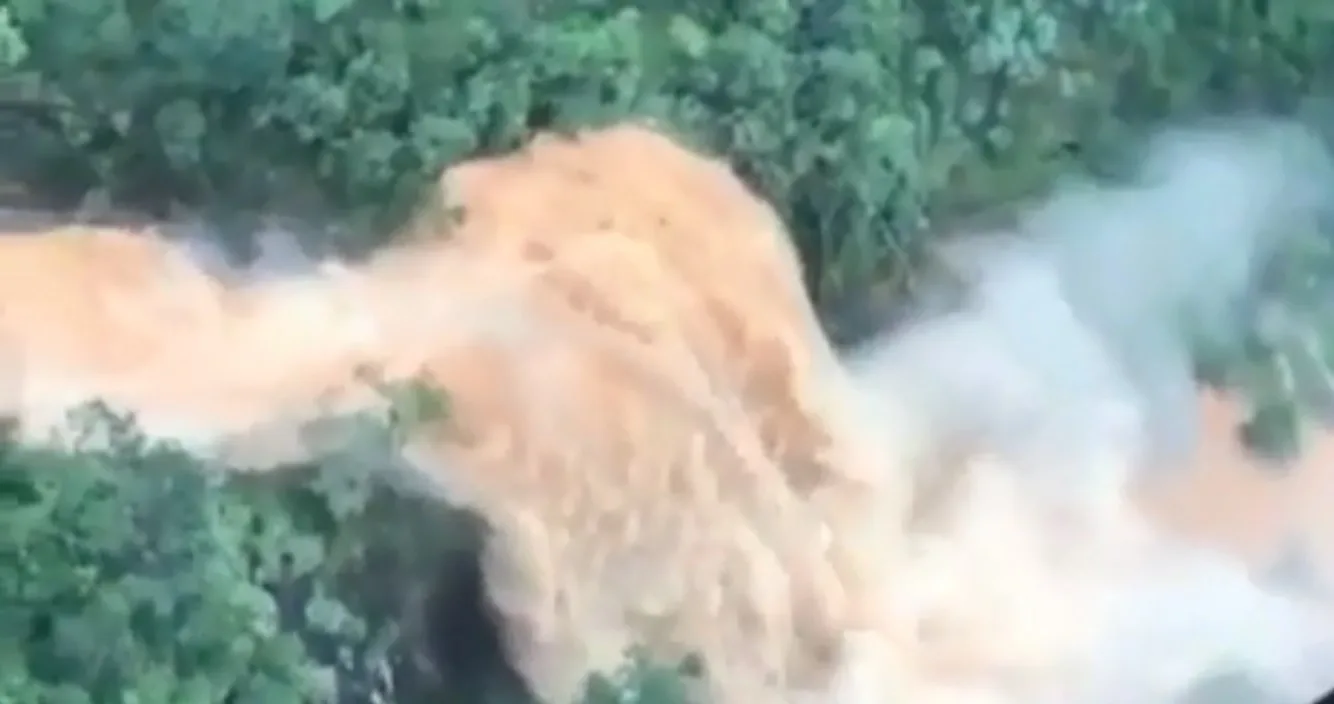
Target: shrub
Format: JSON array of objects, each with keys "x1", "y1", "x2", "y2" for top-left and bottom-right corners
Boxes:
[
  {"x1": 0, "y1": 400, "x2": 448, "y2": 702},
  {"x1": 5, "y1": 0, "x2": 1329, "y2": 298}
]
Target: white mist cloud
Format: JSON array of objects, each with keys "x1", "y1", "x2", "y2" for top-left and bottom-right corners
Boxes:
[{"x1": 842, "y1": 117, "x2": 1334, "y2": 704}]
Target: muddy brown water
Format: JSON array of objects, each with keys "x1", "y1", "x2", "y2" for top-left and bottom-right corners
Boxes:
[{"x1": 1136, "y1": 389, "x2": 1334, "y2": 597}]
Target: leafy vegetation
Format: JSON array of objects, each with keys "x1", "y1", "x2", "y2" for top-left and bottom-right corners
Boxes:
[
  {"x1": 0, "y1": 400, "x2": 444, "y2": 703},
  {"x1": 3, "y1": 0, "x2": 1334, "y2": 701}
]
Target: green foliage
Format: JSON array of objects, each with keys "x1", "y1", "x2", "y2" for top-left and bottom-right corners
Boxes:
[
  {"x1": 0, "y1": 402, "x2": 345, "y2": 702},
  {"x1": 5, "y1": 0, "x2": 1330, "y2": 296}
]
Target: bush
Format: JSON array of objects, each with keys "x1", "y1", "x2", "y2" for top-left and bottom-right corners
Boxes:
[
  {"x1": 0, "y1": 401, "x2": 440, "y2": 703},
  {"x1": 4, "y1": 1, "x2": 1334, "y2": 702},
  {"x1": 5, "y1": 0, "x2": 1330, "y2": 297}
]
